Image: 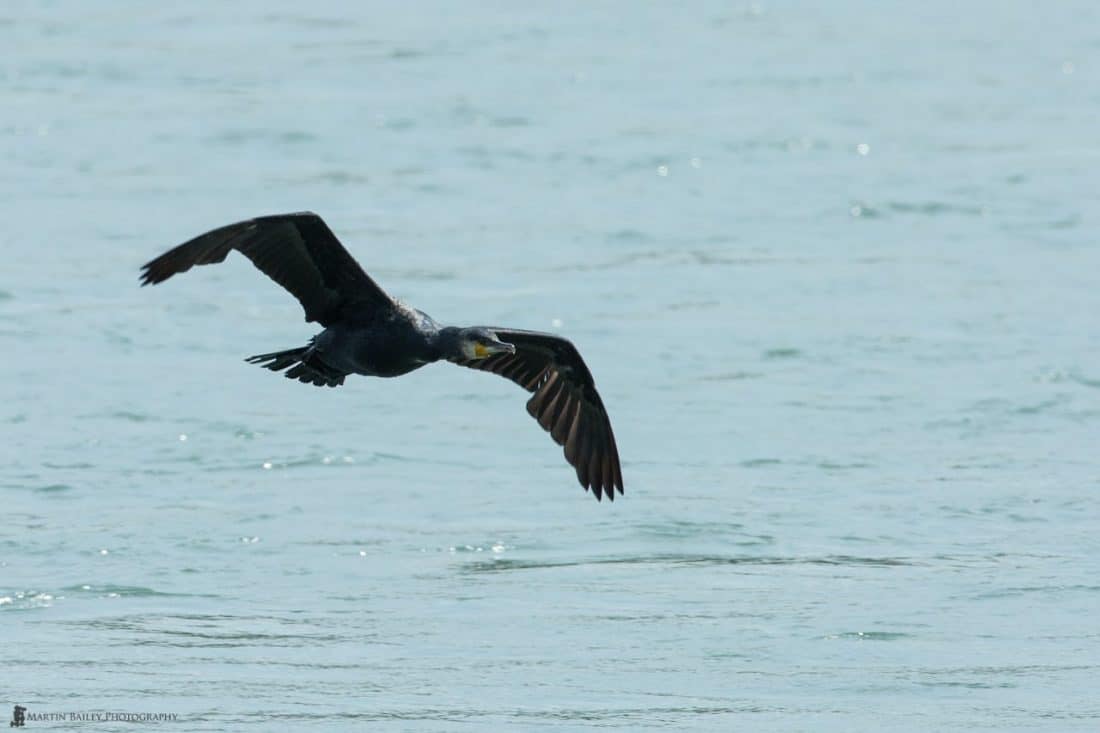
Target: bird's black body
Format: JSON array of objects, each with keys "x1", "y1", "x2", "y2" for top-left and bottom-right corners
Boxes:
[
  {"x1": 311, "y1": 306, "x2": 443, "y2": 379},
  {"x1": 141, "y1": 212, "x2": 624, "y2": 500}
]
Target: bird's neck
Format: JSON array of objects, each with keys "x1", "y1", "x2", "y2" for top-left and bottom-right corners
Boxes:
[{"x1": 432, "y1": 326, "x2": 468, "y2": 361}]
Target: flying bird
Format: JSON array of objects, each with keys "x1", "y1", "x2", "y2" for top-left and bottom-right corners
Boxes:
[{"x1": 140, "y1": 212, "x2": 623, "y2": 500}]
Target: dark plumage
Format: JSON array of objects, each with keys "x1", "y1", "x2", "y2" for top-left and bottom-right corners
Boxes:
[{"x1": 140, "y1": 212, "x2": 623, "y2": 500}]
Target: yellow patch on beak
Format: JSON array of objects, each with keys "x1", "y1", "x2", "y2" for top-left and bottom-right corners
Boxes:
[{"x1": 474, "y1": 343, "x2": 489, "y2": 358}]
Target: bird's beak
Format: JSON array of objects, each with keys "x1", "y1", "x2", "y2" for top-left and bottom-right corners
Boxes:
[{"x1": 474, "y1": 340, "x2": 515, "y2": 358}]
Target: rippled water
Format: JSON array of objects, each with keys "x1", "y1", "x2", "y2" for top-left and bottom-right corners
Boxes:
[{"x1": 3, "y1": 2, "x2": 1100, "y2": 730}]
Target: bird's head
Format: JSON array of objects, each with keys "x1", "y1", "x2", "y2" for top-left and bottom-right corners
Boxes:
[{"x1": 452, "y1": 327, "x2": 516, "y2": 360}]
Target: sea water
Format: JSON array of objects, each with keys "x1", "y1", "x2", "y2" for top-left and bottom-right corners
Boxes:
[{"x1": 2, "y1": 2, "x2": 1099, "y2": 730}]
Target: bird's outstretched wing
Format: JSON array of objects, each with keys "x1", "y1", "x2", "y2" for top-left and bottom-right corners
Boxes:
[
  {"x1": 452, "y1": 328, "x2": 623, "y2": 501},
  {"x1": 140, "y1": 212, "x2": 392, "y2": 325}
]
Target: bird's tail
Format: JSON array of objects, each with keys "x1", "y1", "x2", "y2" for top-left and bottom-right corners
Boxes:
[{"x1": 245, "y1": 344, "x2": 347, "y2": 388}]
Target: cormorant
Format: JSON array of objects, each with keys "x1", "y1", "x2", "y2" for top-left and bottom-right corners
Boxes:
[{"x1": 140, "y1": 212, "x2": 623, "y2": 500}]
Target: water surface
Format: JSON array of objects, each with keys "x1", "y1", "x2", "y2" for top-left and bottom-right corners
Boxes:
[{"x1": 3, "y1": 2, "x2": 1099, "y2": 730}]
